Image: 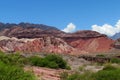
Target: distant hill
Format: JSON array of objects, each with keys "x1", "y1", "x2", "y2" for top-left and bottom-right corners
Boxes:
[
  {"x1": 111, "y1": 32, "x2": 120, "y2": 40},
  {"x1": 0, "y1": 22, "x2": 65, "y2": 38},
  {"x1": 0, "y1": 22, "x2": 59, "y2": 31},
  {"x1": 0, "y1": 22, "x2": 116, "y2": 54}
]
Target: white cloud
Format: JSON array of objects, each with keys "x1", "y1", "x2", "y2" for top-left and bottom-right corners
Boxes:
[
  {"x1": 62, "y1": 23, "x2": 76, "y2": 33},
  {"x1": 92, "y1": 20, "x2": 120, "y2": 36}
]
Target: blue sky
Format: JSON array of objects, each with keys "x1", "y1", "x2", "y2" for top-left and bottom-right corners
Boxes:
[{"x1": 0, "y1": 0, "x2": 120, "y2": 35}]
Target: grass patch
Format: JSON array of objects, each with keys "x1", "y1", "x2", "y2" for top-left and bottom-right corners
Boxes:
[
  {"x1": 110, "y1": 57, "x2": 120, "y2": 64},
  {"x1": 0, "y1": 61, "x2": 35, "y2": 80},
  {"x1": 0, "y1": 52, "x2": 28, "y2": 66},
  {"x1": 60, "y1": 71, "x2": 94, "y2": 80},
  {"x1": 0, "y1": 51, "x2": 36, "y2": 80},
  {"x1": 103, "y1": 63, "x2": 117, "y2": 70},
  {"x1": 0, "y1": 51, "x2": 71, "y2": 70},
  {"x1": 79, "y1": 66, "x2": 84, "y2": 71},
  {"x1": 96, "y1": 54, "x2": 105, "y2": 57},
  {"x1": 60, "y1": 63, "x2": 120, "y2": 80},
  {"x1": 94, "y1": 68, "x2": 120, "y2": 80}
]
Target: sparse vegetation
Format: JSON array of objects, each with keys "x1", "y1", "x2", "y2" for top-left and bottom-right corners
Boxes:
[
  {"x1": 110, "y1": 57, "x2": 120, "y2": 64},
  {"x1": 0, "y1": 52, "x2": 28, "y2": 66},
  {"x1": 0, "y1": 51, "x2": 71, "y2": 69},
  {"x1": 103, "y1": 63, "x2": 117, "y2": 70},
  {"x1": 60, "y1": 71, "x2": 94, "y2": 80},
  {"x1": 0, "y1": 61, "x2": 35, "y2": 80},
  {"x1": 60, "y1": 71, "x2": 69, "y2": 80},
  {"x1": 93, "y1": 67, "x2": 120, "y2": 80},
  {"x1": 1, "y1": 51, "x2": 120, "y2": 80},
  {"x1": 60, "y1": 63, "x2": 120, "y2": 80},
  {"x1": 79, "y1": 66, "x2": 84, "y2": 71},
  {"x1": 96, "y1": 54, "x2": 105, "y2": 57},
  {"x1": 0, "y1": 51, "x2": 36, "y2": 80},
  {"x1": 29, "y1": 54, "x2": 71, "y2": 69}
]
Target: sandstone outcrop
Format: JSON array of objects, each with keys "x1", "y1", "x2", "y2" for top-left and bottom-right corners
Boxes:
[
  {"x1": 0, "y1": 36, "x2": 84, "y2": 54},
  {"x1": 63, "y1": 30, "x2": 114, "y2": 53}
]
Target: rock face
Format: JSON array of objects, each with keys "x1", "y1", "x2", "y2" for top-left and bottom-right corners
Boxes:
[
  {"x1": 24, "y1": 66, "x2": 68, "y2": 80},
  {"x1": 63, "y1": 30, "x2": 114, "y2": 53},
  {"x1": 64, "y1": 37, "x2": 114, "y2": 53},
  {"x1": 0, "y1": 23, "x2": 116, "y2": 54},
  {"x1": 0, "y1": 36, "x2": 82, "y2": 54}
]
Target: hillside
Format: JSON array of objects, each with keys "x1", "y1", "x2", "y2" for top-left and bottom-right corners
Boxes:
[
  {"x1": 0, "y1": 22, "x2": 120, "y2": 80},
  {"x1": 0, "y1": 22, "x2": 59, "y2": 30},
  {"x1": 0, "y1": 23, "x2": 117, "y2": 55}
]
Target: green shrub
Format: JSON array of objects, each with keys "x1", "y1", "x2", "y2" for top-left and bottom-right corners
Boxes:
[
  {"x1": 93, "y1": 64, "x2": 120, "y2": 80},
  {"x1": 0, "y1": 53, "x2": 28, "y2": 66},
  {"x1": 28, "y1": 56, "x2": 42, "y2": 66},
  {"x1": 0, "y1": 52, "x2": 36, "y2": 80},
  {"x1": 66, "y1": 65, "x2": 71, "y2": 70},
  {"x1": 93, "y1": 68, "x2": 120, "y2": 80},
  {"x1": 45, "y1": 54, "x2": 68, "y2": 69},
  {"x1": 0, "y1": 51, "x2": 70, "y2": 69},
  {"x1": 60, "y1": 65, "x2": 120, "y2": 80},
  {"x1": 47, "y1": 61, "x2": 59, "y2": 68},
  {"x1": 61, "y1": 71, "x2": 93, "y2": 80},
  {"x1": 0, "y1": 61, "x2": 35, "y2": 80},
  {"x1": 96, "y1": 54, "x2": 105, "y2": 57},
  {"x1": 103, "y1": 64, "x2": 117, "y2": 70},
  {"x1": 110, "y1": 58, "x2": 120, "y2": 64},
  {"x1": 28, "y1": 56, "x2": 49, "y2": 67},
  {"x1": 7, "y1": 53, "x2": 29, "y2": 66},
  {"x1": 29, "y1": 54, "x2": 70, "y2": 69}
]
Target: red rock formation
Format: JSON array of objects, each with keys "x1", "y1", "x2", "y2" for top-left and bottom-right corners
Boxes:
[
  {"x1": 0, "y1": 36, "x2": 84, "y2": 54},
  {"x1": 0, "y1": 27, "x2": 115, "y2": 54},
  {"x1": 63, "y1": 31, "x2": 114, "y2": 53},
  {"x1": 0, "y1": 26, "x2": 64, "y2": 38}
]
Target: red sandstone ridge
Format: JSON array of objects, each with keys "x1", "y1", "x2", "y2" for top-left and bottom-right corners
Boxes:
[
  {"x1": 0, "y1": 24, "x2": 116, "y2": 54},
  {"x1": 0, "y1": 36, "x2": 85, "y2": 54},
  {"x1": 62, "y1": 30, "x2": 106, "y2": 38},
  {"x1": 63, "y1": 30, "x2": 115, "y2": 53},
  {"x1": 0, "y1": 26, "x2": 64, "y2": 38}
]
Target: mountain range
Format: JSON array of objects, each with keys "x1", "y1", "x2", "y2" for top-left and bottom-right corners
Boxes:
[
  {"x1": 0, "y1": 22, "x2": 119, "y2": 55},
  {"x1": 111, "y1": 32, "x2": 120, "y2": 40}
]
